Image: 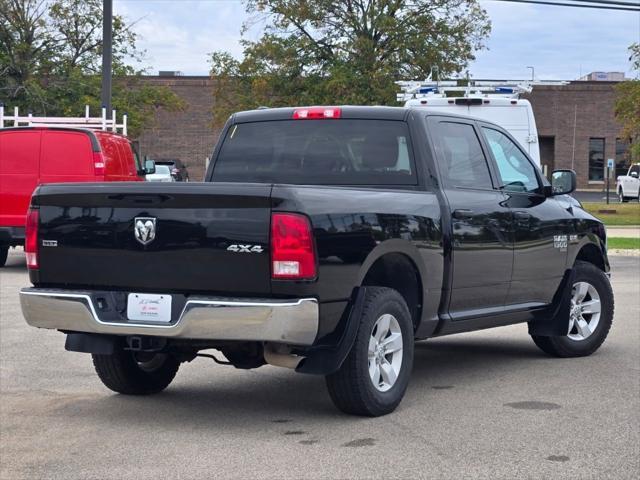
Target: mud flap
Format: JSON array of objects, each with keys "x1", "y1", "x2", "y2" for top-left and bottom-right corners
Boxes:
[
  {"x1": 528, "y1": 268, "x2": 575, "y2": 337},
  {"x1": 295, "y1": 287, "x2": 367, "y2": 375}
]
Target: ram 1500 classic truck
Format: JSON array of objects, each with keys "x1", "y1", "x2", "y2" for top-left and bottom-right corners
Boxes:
[
  {"x1": 20, "y1": 106, "x2": 614, "y2": 417},
  {"x1": 616, "y1": 163, "x2": 640, "y2": 203}
]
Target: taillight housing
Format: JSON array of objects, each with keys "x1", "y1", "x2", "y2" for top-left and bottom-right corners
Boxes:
[
  {"x1": 93, "y1": 152, "x2": 105, "y2": 177},
  {"x1": 292, "y1": 107, "x2": 341, "y2": 120},
  {"x1": 271, "y1": 213, "x2": 316, "y2": 280},
  {"x1": 25, "y1": 207, "x2": 39, "y2": 269}
]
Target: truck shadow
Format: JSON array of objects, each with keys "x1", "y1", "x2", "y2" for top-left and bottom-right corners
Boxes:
[{"x1": 51, "y1": 333, "x2": 550, "y2": 429}]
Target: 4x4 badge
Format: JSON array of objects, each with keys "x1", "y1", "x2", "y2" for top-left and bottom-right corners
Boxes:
[{"x1": 134, "y1": 217, "x2": 156, "y2": 245}]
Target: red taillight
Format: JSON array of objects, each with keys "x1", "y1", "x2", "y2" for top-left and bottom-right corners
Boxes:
[
  {"x1": 292, "y1": 107, "x2": 341, "y2": 120},
  {"x1": 25, "y1": 208, "x2": 39, "y2": 269},
  {"x1": 93, "y1": 152, "x2": 105, "y2": 177},
  {"x1": 271, "y1": 213, "x2": 316, "y2": 279}
]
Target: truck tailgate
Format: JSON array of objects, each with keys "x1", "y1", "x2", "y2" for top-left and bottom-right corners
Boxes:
[{"x1": 32, "y1": 182, "x2": 272, "y2": 295}]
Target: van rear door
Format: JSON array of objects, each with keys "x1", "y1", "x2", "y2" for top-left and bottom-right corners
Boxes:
[
  {"x1": 39, "y1": 130, "x2": 95, "y2": 183},
  {"x1": 0, "y1": 129, "x2": 41, "y2": 228}
]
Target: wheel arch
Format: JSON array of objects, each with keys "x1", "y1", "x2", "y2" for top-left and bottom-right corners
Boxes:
[
  {"x1": 574, "y1": 242, "x2": 606, "y2": 271},
  {"x1": 356, "y1": 240, "x2": 426, "y2": 331}
]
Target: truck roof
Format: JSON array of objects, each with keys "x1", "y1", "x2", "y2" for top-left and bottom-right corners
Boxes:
[
  {"x1": 232, "y1": 105, "x2": 504, "y2": 129},
  {"x1": 233, "y1": 106, "x2": 409, "y2": 123}
]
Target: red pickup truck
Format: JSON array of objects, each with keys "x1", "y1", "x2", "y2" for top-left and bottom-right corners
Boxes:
[{"x1": 0, "y1": 127, "x2": 146, "y2": 266}]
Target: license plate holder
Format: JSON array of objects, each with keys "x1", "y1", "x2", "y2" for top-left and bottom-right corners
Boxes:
[{"x1": 127, "y1": 293, "x2": 172, "y2": 323}]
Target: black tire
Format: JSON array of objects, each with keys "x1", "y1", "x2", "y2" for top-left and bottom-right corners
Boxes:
[
  {"x1": 531, "y1": 261, "x2": 614, "y2": 357},
  {"x1": 618, "y1": 189, "x2": 628, "y2": 203},
  {"x1": 92, "y1": 348, "x2": 180, "y2": 395},
  {"x1": 326, "y1": 287, "x2": 414, "y2": 417},
  {"x1": 0, "y1": 246, "x2": 8, "y2": 267}
]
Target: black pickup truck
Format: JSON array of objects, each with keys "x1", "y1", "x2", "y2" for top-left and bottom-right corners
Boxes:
[{"x1": 20, "y1": 106, "x2": 614, "y2": 416}]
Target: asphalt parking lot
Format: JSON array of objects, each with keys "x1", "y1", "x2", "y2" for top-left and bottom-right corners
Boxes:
[{"x1": 1, "y1": 249, "x2": 638, "y2": 480}]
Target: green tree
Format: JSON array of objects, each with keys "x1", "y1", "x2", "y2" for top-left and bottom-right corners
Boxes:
[
  {"x1": 615, "y1": 43, "x2": 640, "y2": 161},
  {"x1": 0, "y1": 0, "x2": 184, "y2": 136},
  {"x1": 210, "y1": 0, "x2": 490, "y2": 126}
]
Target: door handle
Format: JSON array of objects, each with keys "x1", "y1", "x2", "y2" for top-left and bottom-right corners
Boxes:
[
  {"x1": 514, "y1": 211, "x2": 531, "y2": 220},
  {"x1": 452, "y1": 209, "x2": 473, "y2": 219}
]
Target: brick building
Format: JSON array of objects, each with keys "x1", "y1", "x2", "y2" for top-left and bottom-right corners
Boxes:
[
  {"x1": 523, "y1": 82, "x2": 631, "y2": 189},
  {"x1": 137, "y1": 76, "x2": 632, "y2": 188},
  {"x1": 136, "y1": 76, "x2": 219, "y2": 181}
]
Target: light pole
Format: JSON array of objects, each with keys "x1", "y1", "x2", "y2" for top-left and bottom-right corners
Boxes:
[
  {"x1": 527, "y1": 66, "x2": 535, "y2": 82},
  {"x1": 101, "y1": 0, "x2": 113, "y2": 119}
]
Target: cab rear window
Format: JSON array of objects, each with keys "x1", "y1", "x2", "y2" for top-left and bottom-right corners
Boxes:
[{"x1": 212, "y1": 120, "x2": 416, "y2": 185}]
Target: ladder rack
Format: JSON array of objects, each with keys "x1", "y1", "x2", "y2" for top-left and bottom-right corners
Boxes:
[
  {"x1": 0, "y1": 105, "x2": 128, "y2": 136},
  {"x1": 397, "y1": 79, "x2": 569, "y2": 102}
]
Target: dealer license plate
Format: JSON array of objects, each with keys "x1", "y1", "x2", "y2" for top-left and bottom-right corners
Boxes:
[{"x1": 127, "y1": 293, "x2": 172, "y2": 323}]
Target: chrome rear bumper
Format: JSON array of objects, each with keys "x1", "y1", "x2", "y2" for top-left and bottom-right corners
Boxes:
[{"x1": 20, "y1": 288, "x2": 319, "y2": 345}]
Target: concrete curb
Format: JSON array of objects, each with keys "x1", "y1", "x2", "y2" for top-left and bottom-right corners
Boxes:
[{"x1": 608, "y1": 249, "x2": 640, "y2": 257}]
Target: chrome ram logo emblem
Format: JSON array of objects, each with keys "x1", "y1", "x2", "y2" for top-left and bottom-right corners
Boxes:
[{"x1": 134, "y1": 217, "x2": 157, "y2": 245}]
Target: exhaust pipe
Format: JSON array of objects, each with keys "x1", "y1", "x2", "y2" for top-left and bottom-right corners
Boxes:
[{"x1": 263, "y1": 343, "x2": 304, "y2": 369}]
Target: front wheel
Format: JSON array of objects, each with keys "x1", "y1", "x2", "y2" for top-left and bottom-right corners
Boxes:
[
  {"x1": 92, "y1": 348, "x2": 180, "y2": 395},
  {"x1": 325, "y1": 287, "x2": 414, "y2": 417},
  {"x1": 531, "y1": 261, "x2": 614, "y2": 357},
  {"x1": 618, "y1": 190, "x2": 628, "y2": 203}
]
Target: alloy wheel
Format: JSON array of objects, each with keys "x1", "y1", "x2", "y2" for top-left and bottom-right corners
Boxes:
[
  {"x1": 368, "y1": 314, "x2": 403, "y2": 392},
  {"x1": 568, "y1": 281, "x2": 601, "y2": 341}
]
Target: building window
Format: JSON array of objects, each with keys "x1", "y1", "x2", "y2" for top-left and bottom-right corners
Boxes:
[
  {"x1": 588, "y1": 138, "x2": 605, "y2": 182},
  {"x1": 615, "y1": 138, "x2": 632, "y2": 178}
]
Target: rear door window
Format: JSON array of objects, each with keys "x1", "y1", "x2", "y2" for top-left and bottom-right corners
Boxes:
[
  {"x1": 212, "y1": 119, "x2": 416, "y2": 185},
  {"x1": 433, "y1": 121, "x2": 494, "y2": 190}
]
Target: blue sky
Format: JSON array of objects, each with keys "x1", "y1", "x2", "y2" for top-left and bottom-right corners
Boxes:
[{"x1": 115, "y1": 0, "x2": 640, "y2": 80}]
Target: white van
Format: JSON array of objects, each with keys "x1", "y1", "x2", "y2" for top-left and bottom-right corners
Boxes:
[
  {"x1": 398, "y1": 81, "x2": 568, "y2": 172},
  {"x1": 404, "y1": 95, "x2": 540, "y2": 166}
]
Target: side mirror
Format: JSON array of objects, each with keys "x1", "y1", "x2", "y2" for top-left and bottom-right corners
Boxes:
[
  {"x1": 549, "y1": 169, "x2": 577, "y2": 196},
  {"x1": 144, "y1": 159, "x2": 156, "y2": 175},
  {"x1": 631, "y1": 171, "x2": 639, "y2": 178}
]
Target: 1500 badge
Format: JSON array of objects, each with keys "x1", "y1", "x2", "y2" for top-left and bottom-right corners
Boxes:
[
  {"x1": 226, "y1": 244, "x2": 264, "y2": 253},
  {"x1": 553, "y1": 235, "x2": 568, "y2": 251}
]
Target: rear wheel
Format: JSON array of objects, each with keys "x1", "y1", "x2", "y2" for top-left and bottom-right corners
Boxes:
[
  {"x1": 0, "y1": 246, "x2": 8, "y2": 267},
  {"x1": 325, "y1": 287, "x2": 414, "y2": 417},
  {"x1": 531, "y1": 261, "x2": 613, "y2": 357},
  {"x1": 92, "y1": 348, "x2": 180, "y2": 395}
]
